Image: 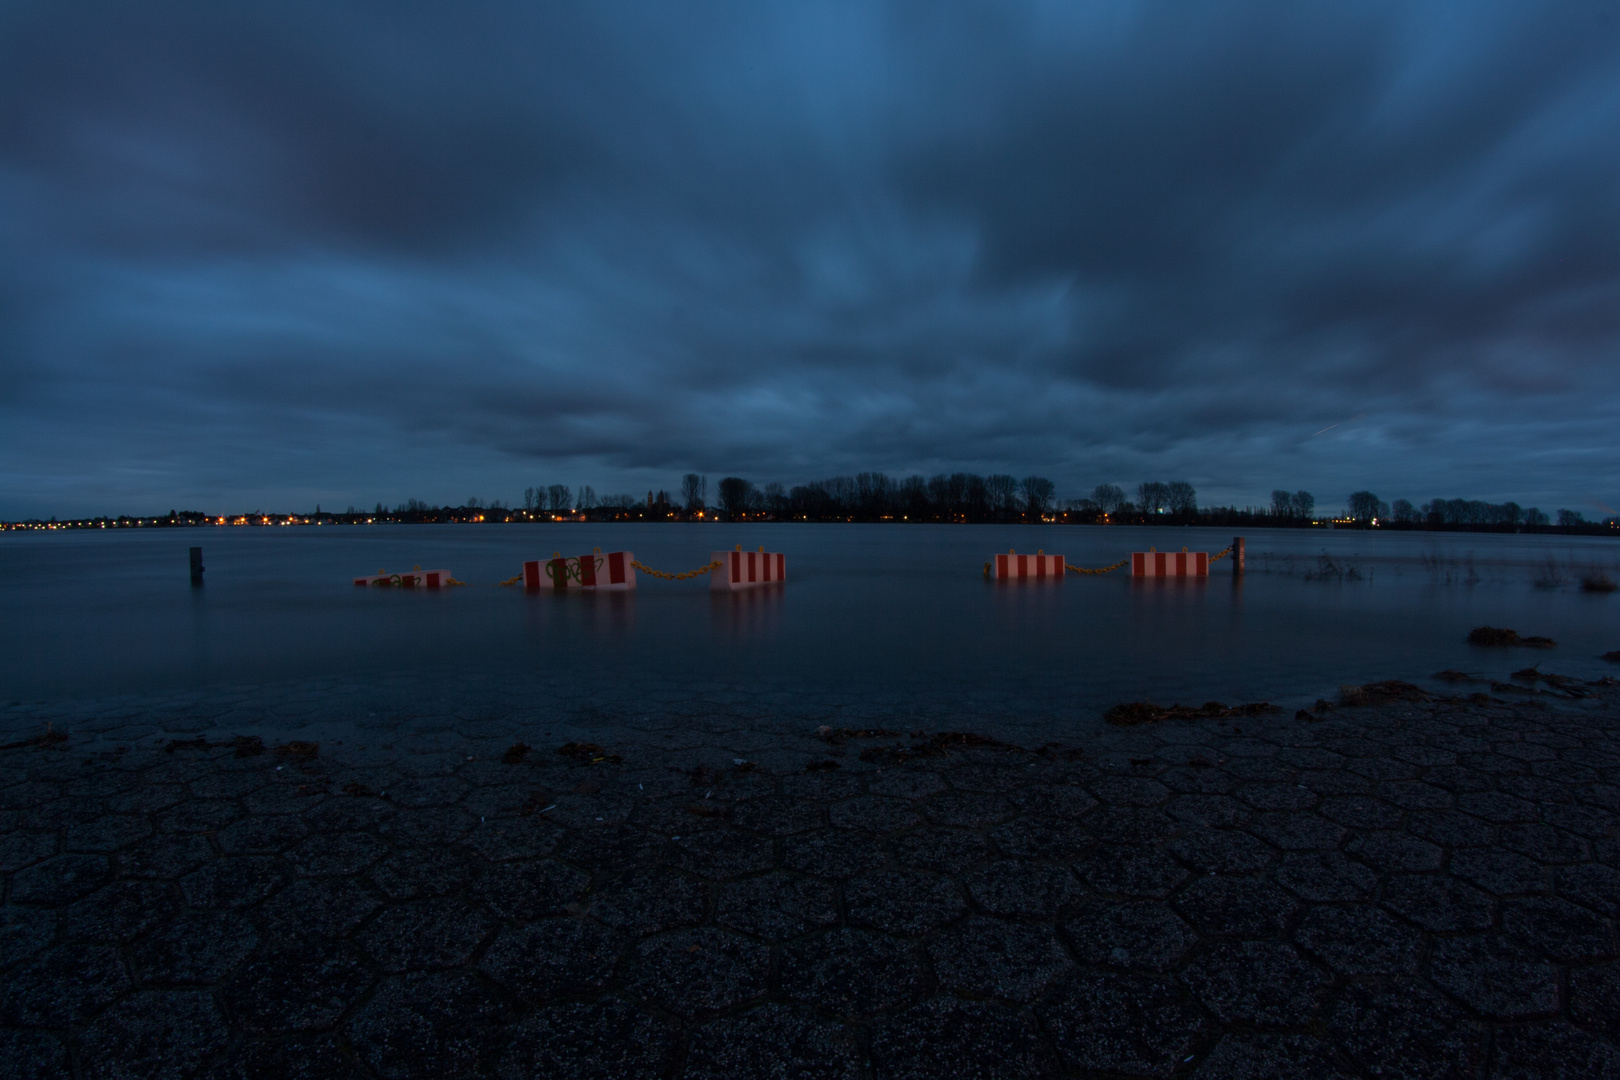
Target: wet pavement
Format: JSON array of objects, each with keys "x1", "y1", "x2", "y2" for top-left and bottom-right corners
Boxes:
[{"x1": 3, "y1": 682, "x2": 1620, "y2": 1078}]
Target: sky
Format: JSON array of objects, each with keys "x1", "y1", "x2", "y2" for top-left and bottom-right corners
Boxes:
[{"x1": 2, "y1": 1, "x2": 1619, "y2": 519}]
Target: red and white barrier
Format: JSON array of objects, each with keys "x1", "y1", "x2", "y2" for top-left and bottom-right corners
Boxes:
[
  {"x1": 991, "y1": 551, "x2": 1066, "y2": 580},
  {"x1": 712, "y1": 548, "x2": 786, "y2": 590},
  {"x1": 1131, "y1": 550, "x2": 1209, "y2": 577},
  {"x1": 522, "y1": 551, "x2": 637, "y2": 591},
  {"x1": 353, "y1": 568, "x2": 452, "y2": 587}
]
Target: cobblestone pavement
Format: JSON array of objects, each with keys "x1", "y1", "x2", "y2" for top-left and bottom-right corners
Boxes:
[{"x1": 3, "y1": 684, "x2": 1620, "y2": 1078}]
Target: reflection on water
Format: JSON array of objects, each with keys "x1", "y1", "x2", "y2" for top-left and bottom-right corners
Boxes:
[{"x1": 2, "y1": 524, "x2": 1616, "y2": 738}]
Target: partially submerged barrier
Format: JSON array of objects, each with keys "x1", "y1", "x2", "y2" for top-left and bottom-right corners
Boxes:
[
  {"x1": 712, "y1": 547, "x2": 787, "y2": 590},
  {"x1": 1132, "y1": 549, "x2": 1210, "y2": 577},
  {"x1": 353, "y1": 567, "x2": 459, "y2": 588},
  {"x1": 521, "y1": 550, "x2": 637, "y2": 591},
  {"x1": 988, "y1": 550, "x2": 1065, "y2": 579}
]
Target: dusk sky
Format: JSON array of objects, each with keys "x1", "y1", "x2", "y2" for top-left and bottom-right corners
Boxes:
[{"x1": 2, "y1": 1, "x2": 1618, "y2": 519}]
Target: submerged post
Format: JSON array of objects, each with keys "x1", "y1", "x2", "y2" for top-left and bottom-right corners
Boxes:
[
  {"x1": 1232, "y1": 536, "x2": 1245, "y2": 576},
  {"x1": 189, "y1": 547, "x2": 204, "y2": 585}
]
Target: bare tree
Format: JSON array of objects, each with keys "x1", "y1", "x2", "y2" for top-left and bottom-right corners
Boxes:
[
  {"x1": 1347, "y1": 491, "x2": 1380, "y2": 524},
  {"x1": 575, "y1": 486, "x2": 597, "y2": 511},
  {"x1": 985, "y1": 474, "x2": 1020, "y2": 521},
  {"x1": 1020, "y1": 476, "x2": 1056, "y2": 519},
  {"x1": 1091, "y1": 484, "x2": 1125, "y2": 514},
  {"x1": 1165, "y1": 481, "x2": 1196, "y2": 515},
  {"x1": 1136, "y1": 482, "x2": 1169, "y2": 514},
  {"x1": 716, "y1": 477, "x2": 754, "y2": 521},
  {"x1": 680, "y1": 473, "x2": 706, "y2": 513},
  {"x1": 1271, "y1": 490, "x2": 1294, "y2": 518},
  {"x1": 547, "y1": 485, "x2": 570, "y2": 513},
  {"x1": 1293, "y1": 490, "x2": 1315, "y2": 520}
]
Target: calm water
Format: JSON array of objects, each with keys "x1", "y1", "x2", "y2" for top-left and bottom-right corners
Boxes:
[{"x1": 2, "y1": 524, "x2": 1617, "y2": 741}]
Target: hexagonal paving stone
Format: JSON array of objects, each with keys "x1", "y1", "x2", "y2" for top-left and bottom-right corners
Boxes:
[
  {"x1": 782, "y1": 830, "x2": 889, "y2": 879},
  {"x1": 1428, "y1": 934, "x2": 1559, "y2": 1019},
  {"x1": 1167, "y1": 794, "x2": 1250, "y2": 829},
  {"x1": 928, "y1": 917, "x2": 1073, "y2": 1002},
  {"x1": 378, "y1": 807, "x2": 476, "y2": 846},
  {"x1": 0, "y1": 943, "x2": 130, "y2": 1025},
  {"x1": 0, "y1": 829, "x2": 57, "y2": 874},
  {"x1": 1091, "y1": 776, "x2": 1172, "y2": 807},
  {"x1": 1064, "y1": 900, "x2": 1198, "y2": 973},
  {"x1": 1174, "y1": 875, "x2": 1298, "y2": 938},
  {"x1": 964, "y1": 860, "x2": 1086, "y2": 918},
  {"x1": 463, "y1": 815, "x2": 562, "y2": 861},
  {"x1": 869, "y1": 769, "x2": 949, "y2": 799},
  {"x1": 1008, "y1": 785, "x2": 1098, "y2": 819},
  {"x1": 1245, "y1": 812, "x2": 1345, "y2": 851},
  {"x1": 1499, "y1": 823, "x2": 1590, "y2": 865},
  {"x1": 847, "y1": 868, "x2": 966, "y2": 935},
  {"x1": 116, "y1": 834, "x2": 214, "y2": 880},
  {"x1": 1275, "y1": 851, "x2": 1378, "y2": 901},
  {"x1": 384, "y1": 776, "x2": 469, "y2": 809},
  {"x1": 478, "y1": 919, "x2": 623, "y2": 1004},
  {"x1": 921, "y1": 790, "x2": 1017, "y2": 827},
  {"x1": 286, "y1": 832, "x2": 388, "y2": 877},
  {"x1": 1194, "y1": 1034, "x2": 1349, "y2": 1080},
  {"x1": 132, "y1": 911, "x2": 257, "y2": 985},
  {"x1": 10, "y1": 854, "x2": 110, "y2": 906},
  {"x1": 225, "y1": 946, "x2": 373, "y2": 1032},
  {"x1": 369, "y1": 847, "x2": 476, "y2": 900},
  {"x1": 360, "y1": 899, "x2": 495, "y2": 972},
  {"x1": 349, "y1": 971, "x2": 506, "y2": 1080},
  {"x1": 1558, "y1": 863, "x2": 1620, "y2": 917},
  {"x1": 1086, "y1": 807, "x2": 1176, "y2": 845},
  {"x1": 1233, "y1": 782, "x2": 1317, "y2": 812},
  {"x1": 1502, "y1": 896, "x2": 1617, "y2": 963},
  {"x1": 1168, "y1": 828, "x2": 1275, "y2": 874},
  {"x1": 0, "y1": 1029, "x2": 69, "y2": 1080},
  {"x1": 946, "y1": 761, "x2": 1033, "y2": 794},
  {"x1": 157, "y1": 799, "x2": 244, "y2": 833},
  {"x1": 685, "y1": 1003, "x2": 864, "y2": 1080},
  {"x1": 732, "y1": 795, "x2": 823, "y2": 836},
  {"x1": 828, "y1": 795, "x2": 923, "y2": 834},
  {"x1": 872, "y1": 997, "x2": 1057, "y2": 1080},
  {"x1": 669, "y1": 828, "x2": 775, "y2": 880},
  {"x1": 1405, "y1": 809, "x2": 1496, "y2": 848},
  {"x1": 261, "y1": 878, "x2": 382, "y2": 940},
  {"x1": 495, "y1": 999, "x2": 675, "y2": 1080},
  {"x1": 216, "y1": 814, "x2": 311, "y2": 855},
  {"x1": 1295, "y1": 906, "x2": 1424, "y2": 975},
  {"x1": 589, "y1": 867, "x2": 708, "y2": 936},
  {"x1": 198, "y1": 1035, "x2": 362, "y2": 1080},
  {"x1": 1076, "y1": 845, "x2": 1189, "y2": 898},
  {"x1": 780, "y1": 928, "x2": 924, "y2": 1017},
  {"x1": 892, "y1": 827, "x2": 990, "y2": 875},
  {"x1": 1328, "y1": 980, "x2": 1485, "y2": 1080},
  {"x1": 62, "y1": 814, "x2": 153, "y2": 854},
  {"x1": 627, "y1": 927, "x2": 770, "y2": 1016},
  {"x1": 990, "y1": 817, "x2": 1095, "y2": 860},
  {"x1": 0, "y1": 904, "x2": 56, "y2": 970},
  {"x1": 717, "y1": 872, "x2": 839, "y2": 939},
  {"x1": 473, "y1": 858, "x2": 589, "y2": 921},
  {"x1": 1040, "y1": 971, "x2": 1205, "y2": 1078},
  {"x1": 180, "y1": 856, "x2": 286, "y2": 909},
  {"x1": 1181, "y1": 941, "x2": 1331, "y2": 1025},
  {"x1": 62, "y1": 881, "x2": 175, "y2": 943},
  {"x1": 1450, "y1": 850, "x2": 1547, "y2": 896},
  {"x1": 78, "y1": 990, "x2": 229, "y2": 1080},
  {"x1": 1346, "y1": 830, "x2": 1442, "y2": 872},
  {"x1": 1381, "y1": 874, "x2": 1496, "y2": 933},
  {"x1": 1490, "y1": 1021, "x2": 1620, "y2": 1079}
]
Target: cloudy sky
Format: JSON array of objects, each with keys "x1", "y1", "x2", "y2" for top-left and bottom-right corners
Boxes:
[{"x1": 2, "y1": 1, "x2": 1618, "y2": 518}]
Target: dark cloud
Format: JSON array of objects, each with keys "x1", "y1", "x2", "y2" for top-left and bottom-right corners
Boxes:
[{"x1": 2, "y1": 0, "x2": 1619, "y2": 516}]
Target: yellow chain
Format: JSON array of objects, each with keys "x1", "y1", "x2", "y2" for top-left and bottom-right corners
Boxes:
[
  {"x1": 1066, "y1": 559, "x2": 1130, "y2": 576},
  {"x1": 1057, "y1": 544, "x2": 1233, "y2": 576},
  {"x1": 630, "y1": 559, "x2": 723, "y2": 581}
]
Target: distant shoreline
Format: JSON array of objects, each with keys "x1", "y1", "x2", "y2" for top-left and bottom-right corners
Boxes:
[{"x1": 4, "y1": 511, "x2": 1618, "y2": 538}]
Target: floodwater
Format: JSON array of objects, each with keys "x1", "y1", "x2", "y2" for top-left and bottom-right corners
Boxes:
[{"x1": 2, "y1": 524, "x2": 1617, "y2": 743}]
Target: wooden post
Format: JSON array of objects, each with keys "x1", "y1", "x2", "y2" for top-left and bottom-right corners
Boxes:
[
  {"x1": 189, "y1": 547, "x2": 204, "y2": 584},
  {"x1": 1232, "y1": 536, "x2": 1245, "y2": 576}
]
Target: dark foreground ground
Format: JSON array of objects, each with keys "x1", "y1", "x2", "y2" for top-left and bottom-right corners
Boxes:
[{"x1": 4, "y1": 682, "x2": 1620, "y2": 1079}]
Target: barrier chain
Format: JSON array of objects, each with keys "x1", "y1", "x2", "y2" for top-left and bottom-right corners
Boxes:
[
  {"x1": 630, "y1": 558, "x2": 723, "y2": 581},
  {"x1": 1062, "y1": 543, "x2": 1234, "y2": 576}
]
